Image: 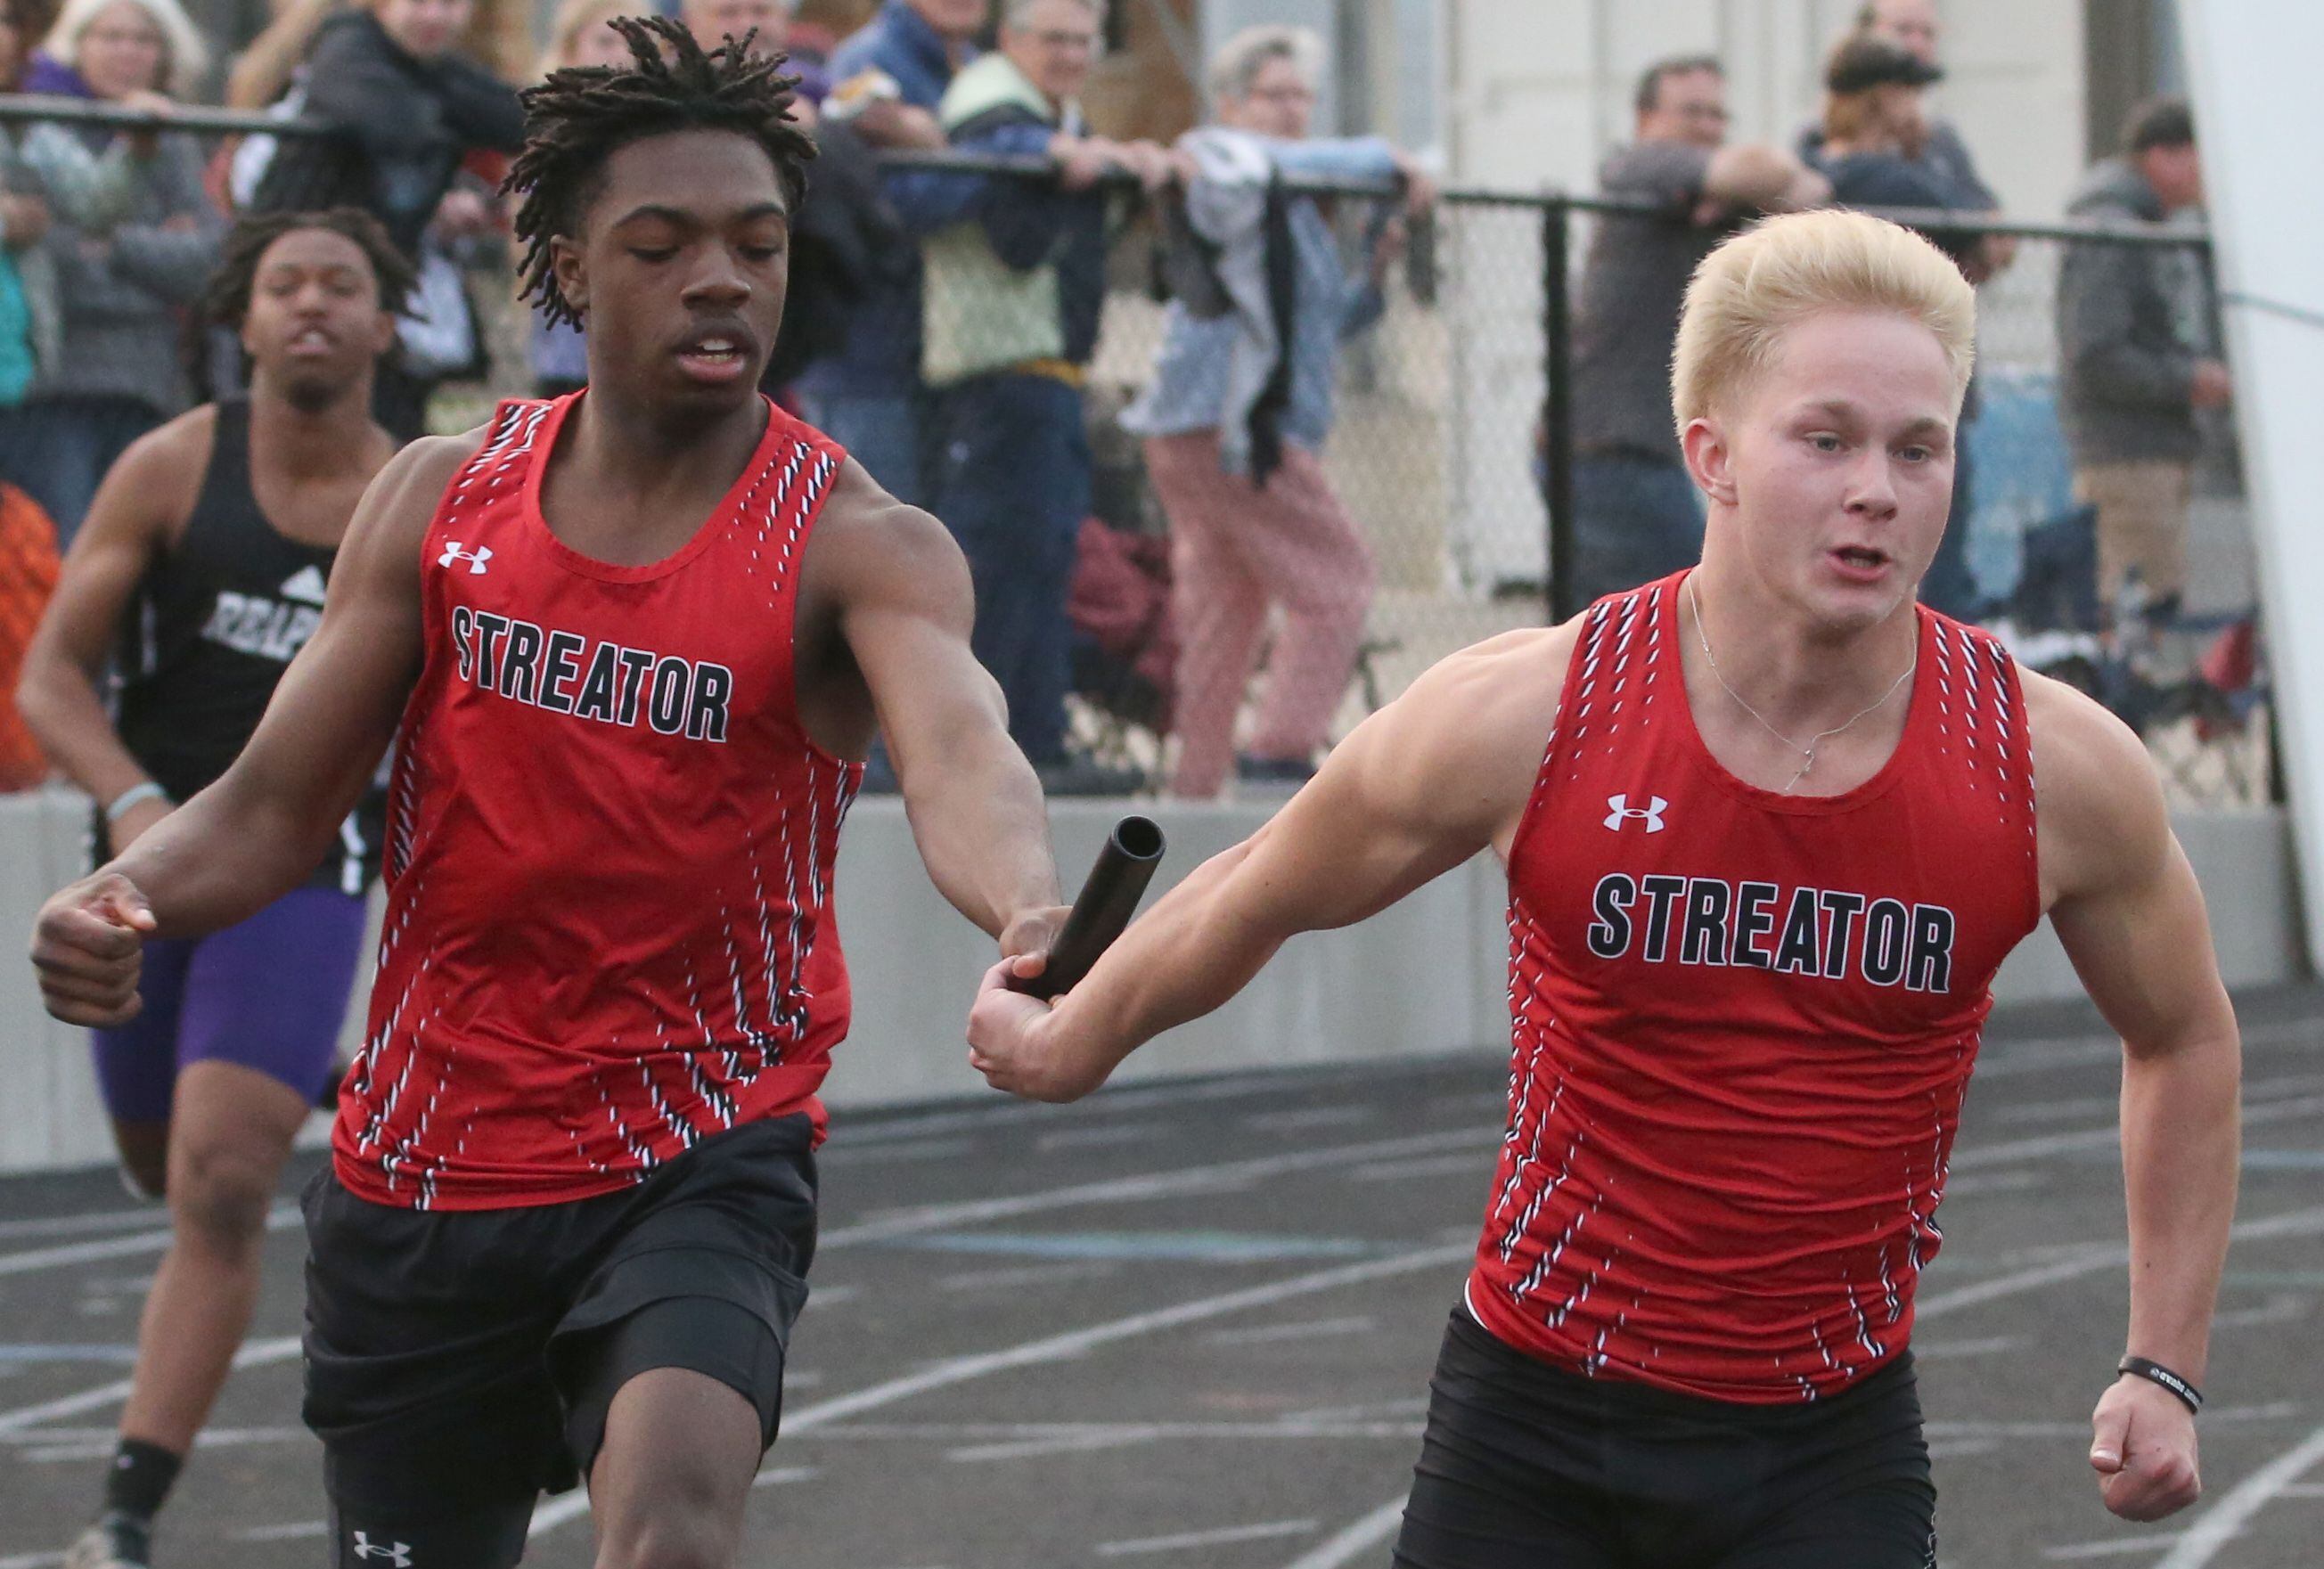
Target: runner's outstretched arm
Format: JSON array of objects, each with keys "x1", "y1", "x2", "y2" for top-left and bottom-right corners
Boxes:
[
  {"x1": 819, "y1": 467, "x2": 1064, "y2": 960},
  {"x1": 2030, "y1": 674, "x2": 2240, "y2": 1524},
  {"x1": 968, "y1": 627, "x2": 1568, "y2": 1100},
  {"x1": 29, "y1": 436, "x2": 478, "y2": 1025},
  {"x1": 17, "y1": 427, "x2": 188, "y2": 816}
]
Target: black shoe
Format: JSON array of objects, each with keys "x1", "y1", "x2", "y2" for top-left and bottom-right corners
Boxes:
[
  {"x1": 66, "y1": 1512, "x2": 151, "y2": 1569},
  {"x1": 1235, "y1": 752, "x2": 1316, "y2": 788},
  {"x1": 1035, "y1": 754, "x2": 1145, "y2": 797}
]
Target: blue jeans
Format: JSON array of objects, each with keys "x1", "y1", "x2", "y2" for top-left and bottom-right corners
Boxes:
[
  {"x1": 799, "y1": 387, "x2": 934, "y2": 511},
  {"x1": 1570, "y1": 452, "x2": 1705, "y2": 607},
  {"x1": 0, "y1": 394, "x2": 162, "y2": 549},
  {"x1": 930, "y1": 372, "x2": 1090, "y2": 765}
]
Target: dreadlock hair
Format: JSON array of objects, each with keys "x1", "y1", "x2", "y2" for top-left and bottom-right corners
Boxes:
[
  {"x1": 200, "y1": 207, "x2": 416, "y2": 335},
  {"x1": 506, "y1": 13, "x2": 816, "y2": 331}
]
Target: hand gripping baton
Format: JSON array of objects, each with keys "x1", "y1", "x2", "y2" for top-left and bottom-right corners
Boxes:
[{"x1": 1019, "y1": 814, "x2": 1166, "y2": 1000}]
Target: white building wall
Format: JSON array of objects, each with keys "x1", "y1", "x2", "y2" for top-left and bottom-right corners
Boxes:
[
  {"x1": 1436, "y1": 0, "x2": 2086, "y2": 211},
  {"x1": 1436, "y1": 0, "x2": 2089, "y2": 587}
]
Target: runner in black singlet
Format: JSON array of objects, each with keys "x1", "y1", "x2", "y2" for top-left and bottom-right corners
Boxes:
[{"x1": 15, "y1": 209, "x2": 410, "y2": 1569}]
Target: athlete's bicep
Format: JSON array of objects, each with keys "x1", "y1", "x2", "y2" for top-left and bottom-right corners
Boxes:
[
  {"x1": 1223, "y1": 637, "x2": 1557, "y2": 938},
  {"x1": 2035, "y1": 679, "x2": 2232, "y2": 1057},
  {"x1": 21, "y1": 435, "x2": 182, "y2": 686},
  {"x1": 222, "y1": 436, "x2": 473, "y2": 818},
  {"x1": 822, "y1": 481, "x2": 1004, "y2": 761}
]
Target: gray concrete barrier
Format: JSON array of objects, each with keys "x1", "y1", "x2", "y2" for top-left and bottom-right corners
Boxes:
[{"x1": 0, "y1": 790, "x2": 2303, "y2": 1176}]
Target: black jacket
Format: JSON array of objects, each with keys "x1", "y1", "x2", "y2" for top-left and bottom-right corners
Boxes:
[
  {"x1": 251, "y1": 12, "x2": 522, "y2": 259},
  {"x1": 2056, "y1": 159, "x2": 2212, "y2": 465}
]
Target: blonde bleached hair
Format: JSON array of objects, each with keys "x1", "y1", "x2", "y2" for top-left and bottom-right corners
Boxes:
[
  {"x1": 1670, "y1": 208, "x2": 1976, "y2": 438},
  {"x1": 42, "y1": 0, "x2": 209, "y2": 97}
]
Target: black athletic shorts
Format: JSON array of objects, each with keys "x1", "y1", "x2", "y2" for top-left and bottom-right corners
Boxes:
[
  {"x1": 1391, "y1": 1306, "x2": 1937, "y2": 1569},
  {"x1": 301, "y1": 1114, "x2": 816, "y2": 1519}
]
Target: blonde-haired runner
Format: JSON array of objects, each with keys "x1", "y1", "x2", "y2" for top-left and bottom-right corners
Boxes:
[{"x1": 970, "y1": 209, "x2": 2240, "y2": 1565}]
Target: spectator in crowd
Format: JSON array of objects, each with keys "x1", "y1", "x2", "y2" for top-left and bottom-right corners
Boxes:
[
  {"x1": 918, "y1": 0, "x2": 1170, "y2": 793},
  {"x1": 1813, "y1": 32, "x2": 1987, "y2": 617},
  {"x1": 9, "y1": 0, "x2": 217, "y2": 545},
  {"x1": 683, "y1": 0, "x2": 829, "y2": 100},
  {"x1": 1801, "y1": 2, "x2": 2001, "y2": 211},
  {"x1": 1124, "y1": 23, "x2": 1432, "y2": 799},
  {"x1": 249, "y1": 0, "x2": 523, "y2": 437},
  {"x1": 2058, "y1": 97, "x2": 2226, "y2": 626},
  {"x1": 1566, "y1": 53, "x2": 1824, "y2": 608},
  {"x1": 0, "y1": 0, "x2": 180, "y2": 483},
  {"x1": 793, "y1": 0, "x2": 980, "y2": 506},
  {"x1": 222, "y1": 0, "x2": 335, "y2": 111},
  {"x1": 526, "y1": 0, "x2": 626, "y2": 399}
]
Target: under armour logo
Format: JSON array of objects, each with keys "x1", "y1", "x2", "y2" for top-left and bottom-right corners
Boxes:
[
  {"x1": 437, "y1": 542, "x2": 492, "y2": 575},
  {"x1": 352, "y1": 1534, "x2": 413, "y2": 1567},
  {"x1": 1603, "y1": 793, "x2": 1667, "y2": 832}
]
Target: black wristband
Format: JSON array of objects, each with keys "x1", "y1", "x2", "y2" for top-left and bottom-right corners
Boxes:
[{"x1": 2117, "y1": 1355, "x2": 2203, "y2": 1415}]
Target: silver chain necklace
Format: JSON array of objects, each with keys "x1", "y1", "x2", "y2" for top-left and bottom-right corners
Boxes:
[{"x1": 1687, "y1": 576, "x2": 1917, "y2": 795}]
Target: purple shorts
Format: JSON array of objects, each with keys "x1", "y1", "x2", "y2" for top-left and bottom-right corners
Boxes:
[{"x1": 92, "y1": 886, "x2": 369, "y2": 1124}]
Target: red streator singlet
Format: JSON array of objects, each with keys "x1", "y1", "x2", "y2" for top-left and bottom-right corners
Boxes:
[
  {"x1": 334, "y1": 395, "x2": 861, "y2": 1211},
  {"x1": 1468, "y1": 570, "x2": 2041, "y2": 1402}
]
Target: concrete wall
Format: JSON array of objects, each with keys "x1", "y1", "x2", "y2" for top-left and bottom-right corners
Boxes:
[{"x1": 0, "y1": 790, "x2": 2303, "y2": 1175}]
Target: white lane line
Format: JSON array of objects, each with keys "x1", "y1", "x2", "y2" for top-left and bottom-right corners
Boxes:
[
  {"x1": 0, "y1": 1336, "x2": 301, "y2": 1434},
  {"x1": 0, "y1": 1203, "x2": 299, "y2": 1279},
  {"x1": 2043, "y1": 1533, "x2": 2186, "y2": 1558},
  {"x1": 1952, "y1": 1092, "x2": 2324, "y2": 1170},
  {"x1": 0, "y1": 1131, "x2": 1485, "y2": 1442},
  {"x1": 815, "y1": 1129, "x2": 1490, "y2": 1249},
  {"x1": 1245, "y1": 1106, "x2": 1376, "y2": 1133},
  {"x1": 238, "y1": 1522, "x2": 330, "y2": 1541},
  {"x1": 2151, "y1": 1418, "x2": 2324, "y2": 1568},
  {"x1": 1909, "y1": 1336, "x2": 2025, "y2": 1360},
  {"x1": 1973, "y1": 1018, "x2": 2319, "y2": 1081},
  {"x1": 528, "y1": 1242, "x2": 1471, "y2": 1538},
  {"x1": 2212, "y1": 1294, "x2": 2311, "y2": 1328},
  {"x1": 1918, "y1": 1204, "x2": 2324, "y2": 1321},
  {"x1": 1350, "y1": 1154, "x2": 1492, "y2": 1184},
  {"x1": 1035, "y1": 1124, "x2": 1171, "y2": 1151},
  {"x1": 1098, "y1": 1518, "x2": 1319, "y2": 1556},
  {"x1": 1273, "y1": 1497, "x2": 1412, "y2": 1569},
  {"x1": 1207, "y1": 1316, "x2": 1377, "y2": 1346},
  {"x1": 937, "y1": 1261, "x2": 1123, "y2": 1294},
  {"x1": 750, "y1": 1465, "x2": 817, "y2": 1490},
  {"x1": 0, "y1": 1207, "x2": 167, "y2": 1243},
  {"x1": 0, "y1": 1550, "x2": 67, "y2": 1568}
]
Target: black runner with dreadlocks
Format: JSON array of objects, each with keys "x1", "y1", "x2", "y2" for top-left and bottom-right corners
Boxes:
[{"x1": 506, "y1": 12, "x2": 816, "y2": 331}]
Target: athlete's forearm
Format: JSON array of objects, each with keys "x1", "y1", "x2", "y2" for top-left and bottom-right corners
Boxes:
[
  {"x1": 2117, "y1": 1026, "x2": 2240, "y2": 1381},
  {"x1": 1046, "y1": 838, "x2": 1289, "y2": 1077},
  {"x1": 900, "y1": 725, "x2": 1059, "y2": 939},
  {"x1": 14, "y1": 658, "x2": 153, "y2": 810},
  {"x1": 103, "y1": 769, "x2": 349, "y2": 938}
]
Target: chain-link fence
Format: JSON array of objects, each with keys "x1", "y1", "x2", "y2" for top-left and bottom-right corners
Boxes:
[
  {"x1": 0, "y1": 94, "x2": 2268, "y2": 805},
  {"x1": 904, "y1": 164, "x2": 2266, "y2": 805}
]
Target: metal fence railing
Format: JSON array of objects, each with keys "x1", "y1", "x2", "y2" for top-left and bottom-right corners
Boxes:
[{"x1": 0, "y1": 94, "x2": 2270, "y2": 805}]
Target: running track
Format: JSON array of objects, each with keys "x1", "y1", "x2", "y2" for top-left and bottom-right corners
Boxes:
[{"x1": 2, "y1": 985, "x2": 2320, "y2": 1568}]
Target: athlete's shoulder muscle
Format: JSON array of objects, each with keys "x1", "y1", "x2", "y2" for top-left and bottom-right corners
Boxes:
[
  {"x1": 328, "y1": 429, "x2": 492, "y2": 594},
  {"x1": 801, "y1": 455, "x2": 971, "y2": 623},
  {"x1": 1331, "y1": 619, "x2": 1579, "y2": 860},
  {"x1": 2023, "y1": 666, "x2": 2171, "y2": 911}
]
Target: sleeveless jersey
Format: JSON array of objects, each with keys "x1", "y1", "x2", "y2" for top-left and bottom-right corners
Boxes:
[
  {"x1": 1468, "y1": 570, "x2": 2041, "y2": 1403},
  {"x1": 110, "y1": 398, "x2": 382, "y2": 893},
  {"x1": 335, "y1": 395, "x2": 861, "y2": 1211}
]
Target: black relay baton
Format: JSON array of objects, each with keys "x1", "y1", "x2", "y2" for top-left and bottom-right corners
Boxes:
[{"x1": 1019, "y1": 814, "x2": 1166, "y2": 1001}]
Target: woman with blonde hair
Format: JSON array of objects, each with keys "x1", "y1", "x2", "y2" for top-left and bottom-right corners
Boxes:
[{"x1": 9, "y1": 0, "x2": 217, "y2": 544}]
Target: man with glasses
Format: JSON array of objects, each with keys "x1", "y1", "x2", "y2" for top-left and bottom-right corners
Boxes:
[{"x1": 1565, "y1": 55, "x2": 1827, "y2": 607}]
